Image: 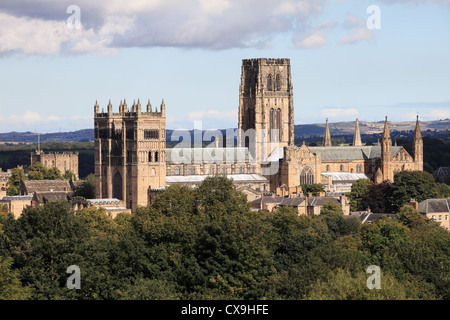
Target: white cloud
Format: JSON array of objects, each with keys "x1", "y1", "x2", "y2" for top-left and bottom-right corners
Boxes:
[
  {"x1": 428, "y1": 109, "x2": 450, "y2": 120},
  {"x1": 321, "y1": 107, "x2": 359, "y2": 118},
  {"x1": 338, "y1": 13, "x2": 374, "y2": 45},
  {"x1": 0, "y1": 0, "x2": 328, "y2": 55},
  {"x1": 188, "y1": 109, "x2": 237, "y2": 122},
  {"x1": 294, "y1": 30, "x2": 329, "y2": 49}
]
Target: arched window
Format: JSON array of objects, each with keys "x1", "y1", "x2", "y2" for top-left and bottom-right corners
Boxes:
[
  {"x1": 190, "y1": 167, "x2": 195, "y2": 175},
  {"x1": 276, "y1": 108, "x2": 281, "y2": 141},
  {"x1": 300, "y1": 167, "x2": 314, "y2": 185},
  {"x1": 340, "y1": 165, "x2": 344, "y2": 172},
  {"x1": 222, "y1": 167, "x2": 227, "y2": 174},
  {"x1": 239, "y1": 166, "x2": 244, "y2": 173},
  {"x1": 209, "y1": 167, "x2": 214, "y2": 175},
  {"x1": 270, "y1": 108, "x2": 275, "y2": 142},
  {"x1": 113, "y1": 171, "x2": 122, "y2": 200},
  {"x1": 148, "y1": 152, "x2": 152, "y2": 162},
  {"x1": 326, "y1": 165, "x2": 329, "y2": 172},
  {"x1": 351, "y1": 168, "x2": 354, "y2": 173},
  {"x1": 276, "y1": 74, "x2": 281, "y2": 91},
  {"x1": 267, "y1": 74, "x2": 273, "y2": 91},
  {"x1": 154, "y1": 151, "x2": 159, "y2": 162},
  {"x1": 175, "y1": 167, "x2": 180, "y2": 175}
]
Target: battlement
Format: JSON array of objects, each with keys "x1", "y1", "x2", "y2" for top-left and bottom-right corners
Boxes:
[
  {"x1": 242, "y1": 58, "x2": 290, "y2": 66},
  {"x1": 94, "y1": 99, "x2": 165, "y2": 118}
]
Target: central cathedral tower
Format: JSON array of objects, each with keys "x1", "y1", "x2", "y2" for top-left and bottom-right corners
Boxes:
[{"x1": 238, "y1": 58, "x2": 294, "y2": 161}]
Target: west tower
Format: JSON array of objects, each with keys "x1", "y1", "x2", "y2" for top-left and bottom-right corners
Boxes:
[
  {"x1": 238, "y1": 58, "x2": 294, "y2": 161},
  {"x1": 94, "y1": 99, "x2": 166, "y2": 212}
]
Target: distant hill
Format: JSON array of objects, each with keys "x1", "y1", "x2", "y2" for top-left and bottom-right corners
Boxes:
[
  {"x1": 0, "y1": 119, "x2": 449, "y2": 143},
  {"x1": 0, "y1": 129, "x2": 94, "y2": 143}
]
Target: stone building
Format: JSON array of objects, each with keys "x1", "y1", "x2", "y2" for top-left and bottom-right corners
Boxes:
[
  {"x1": 0, "y1": 195, "x2": 33, "y2": 219},
  {"x1": 94, "y1": 58, "x2": 423, "y2": 212},
  {"x1": 18, "y1": 179, "x2": 72, "y2": 196},
  {"x1": 418, "y1": 199, "x2": 450, "y2": 231},
  {"x1": 31, "y1": 150, "x2": 79, "y2": 179},
  {"x1": 94, "y1": 99, "x2": 167, "y2": 212}
]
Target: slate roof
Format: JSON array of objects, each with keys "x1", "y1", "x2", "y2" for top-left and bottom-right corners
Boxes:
[
  {"x1": 280, "y1": 196, "x2": 342, "y2": 208},
  {"x1": 166, "y1": 147, "x2": 252, "y2": 163},
  {"x1": 250, "y1": 196, "x2": 284, "y2": 205},
  {"x1": 21, "y1": 179, "x2": 72, "y2": 194},
  {"x1": 418, "y1": 199, "x2": 450, "y2": 214},
  {"x1": 0, "y1": 195, "x2": 33, "y2": 201},
  {"x1": 308, "y1": 146, "x2": 401, "y2": 161},
  {"x1": 166, "y1": 174, "x2": 268, "y2": 184},
  {"x1": 33, "y1": 191, "x2": 70, "y2": 203},
  {"x1": 280, "y1": 197, "x2": 307, "y2": 207},
  {"x1": 321, "y1": 172, "x2": 370, "y2": 182}
]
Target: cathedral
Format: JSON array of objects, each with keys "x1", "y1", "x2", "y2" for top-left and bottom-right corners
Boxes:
[{"x1": 94, "y1": 58, "x2": 423, "y2": 211}]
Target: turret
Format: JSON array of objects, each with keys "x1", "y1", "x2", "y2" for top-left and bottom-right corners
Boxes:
[
  {"x1": 161, "y1": 98, "x2": 166, "y2": 117},
  {"x1": 123, "y1": 99, "x2": 128, "y2": 113},
  {"x1": 381, "y1": 116, "x2": 393, "y2": 182},
  {"x1": 107, "y1": 99, "x2": 113, "y2": 115},
  {"x1": 323, "y1": 118, "x2": 332, "y2": 147},
  {"x1": 147, "y1": 99, "x2": 152, "y2": 113},
  {"x1": 136, "y1": 99, "x2": 141, "y2": 116},
  {"x1": 353, "y1": 118, "x2": 362, "y2": 146},
  {"x1": 94, "y1": 100, "x2": 99, "y2": 114},
  {"x1": 412, "y1": 115, "x2": 423, "y2": 171}
]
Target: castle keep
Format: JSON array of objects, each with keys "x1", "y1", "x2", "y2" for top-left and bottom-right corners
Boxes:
[{"x1": 94, "y1": 58, "x2": 423, "y2": 211}]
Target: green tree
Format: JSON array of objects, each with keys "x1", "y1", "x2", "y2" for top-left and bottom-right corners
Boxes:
[
  {"x1": 301, "y1": 184, "x2": 325, "y2": 196},
  {"x1": 0, "y1": 255, "x2": 32, "y2": 300},
  {"x1": 305, "y1": 268, "x2": 436, "y2": 300},
  {"x1": 63, "y1": 170, "x2": 76, "y2": 181},
  {"x1": 347, "y1": 179, "x2": 373, "y2": 211},
  {"x1": 73, "y1": 174, "x2": 96, "y2": 199},
  {"x1": 436, "y1": 182, "x2": 450, "y2": 198},
  {"x1": 320, "y1": 201, "x2": 343, "y2": 215},
  {"x1": 6, "y1": 167, "x2": 26, "y2": 195},
  {"x1": 391, "y1": 171, "x2": 440, "y2": 212},
  {"x1": 361, "y1": 181, "x2": 394, "y2": 213}
]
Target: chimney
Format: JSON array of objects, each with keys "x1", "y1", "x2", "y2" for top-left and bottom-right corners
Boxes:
[
  {"x1": 307, "y1": 193, "x2": 312, "y2": 198},
  {"x1": 409, "y1": 198, "x2": 419, "y2": 210}
]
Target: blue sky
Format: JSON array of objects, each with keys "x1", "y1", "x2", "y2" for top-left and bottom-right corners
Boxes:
[{"x1": 0, "y1": 0, "x2": 449, "y2": 133}]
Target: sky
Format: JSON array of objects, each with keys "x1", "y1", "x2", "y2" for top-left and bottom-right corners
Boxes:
[{"x1": 0, "y1": 0, "x2": 449, "y2": 133}]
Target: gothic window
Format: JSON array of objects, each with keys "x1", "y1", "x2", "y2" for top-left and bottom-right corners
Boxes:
[
  {"x1": 148, "y1": 152, "x2": 152, "y2": 162},
  {"x1": 113, "y1": 171, "x2": 122, "y2": 200},
  {"x1": 326, "y1": 165, "x2": 329, "y2": 172},
  {"x1": 239, "y1": 166, "x2": 244, "y2": 173},
  {"x1": 175, "y1": 167, "x2": 180, "y2": 175},
  {"x1": 351, "y1": 168, "x2": 354, "y2": 173},
  {"x1": 300, "y1": 167, "x2": 314, "y2": 185},
  {"x1": 270, "y1": 108, "x2": 275, "y2": 141},
  {"x1": 154, "y1": 151, "x2": 159, "y2": 162},
  {"x1": 276, "y1": 74, "x2": 281, "y2": 91},
  {"x1": 126, "y1": 128, "x2": 134, "y2": 140},
  {"x1": 267, "y1": 74, "x2": 273, "y2": 91},
  {"x1": 144, "y1": 129, "x2": 159, "y2": 140},
  {"x1": 276, "y1": 108, "x2": 281, "y2": 141},
  {"x1": 222, "y1": 167, "x2": 227, "y2": 174},
  {"x1": 190, "y1": 167, "x2": 195, "y2": 175},
  {"x1": 340, "y1": 165, "x2": 344, "y2": 172}
]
